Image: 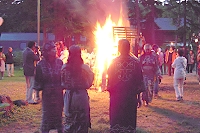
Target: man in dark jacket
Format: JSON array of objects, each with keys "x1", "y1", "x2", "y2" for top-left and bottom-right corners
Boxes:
[
  {"x1": 5, "y1": 47, "x2": 15, "y2": 77},
  {"x1": 23, "y1": 41, "x2": 40, "y2": 104}
]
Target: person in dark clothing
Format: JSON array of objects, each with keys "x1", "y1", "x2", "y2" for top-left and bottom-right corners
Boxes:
[
  {"x1": 23, "y1": 41, "x2": 40, "y2": 104},
  {"x1": 61, "y1": 45, "x2": 94, "y2": 133},
  {"x1": 5, "y1": 47, "x2": 15, "y2": 77},
  {"x1": 165, "y1": 46, "x2": 176, "y2": 76},
  {"x1": 34, "y1": 42, "x2": 64, "y2": 133},
  {"x1": 107, "y1": 39, "x2": 145, "y2": 132}
]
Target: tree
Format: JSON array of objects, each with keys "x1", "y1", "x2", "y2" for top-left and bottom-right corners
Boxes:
[
  {"x1": 162, "y1": 0, "x2": 200, "y2": 47},
  {"x1": 0, "y1": 0, "x2": 37, "y2": 32},
  {"x1": 127, "y1": 0, "x2": 163, "y2": 45},
  {"x1": 0, "y1": 0, "x2": 98, "y2": 48}
]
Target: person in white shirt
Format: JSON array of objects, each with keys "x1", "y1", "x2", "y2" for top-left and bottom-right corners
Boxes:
[{"x1": 172, "y1": 48, "x2": 187, "y2": 101}]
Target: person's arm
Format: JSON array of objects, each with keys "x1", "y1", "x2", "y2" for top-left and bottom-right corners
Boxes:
[
  {"x1": 2, "y1": 54, "x2": 6, "y2": 61},
  {"x1": 184, "y1": 58, "x2": 187, "y2": 70},
  {"x1": 107, "y1": 60, "x2": 115, "y2": 92},
  {"x1": 82, "y1": 64, "x2": 94, "y2": 89},
  {"x1": 197, "y1": 53, "x2": 200, "y2": 62},
  {"x1": 31, "y1": 51, "x2": 40, "y2": 61},
  {"x1": 155, "y1": 54, "x2": 162, "y2": 78},
  {"x1": 135, "y1": 61, "x2": 145, "y2": 94}
]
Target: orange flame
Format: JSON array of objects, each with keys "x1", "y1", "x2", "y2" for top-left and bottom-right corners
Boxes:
[{"x1": 93, "y1": 13, "x2": 129, "y2": 92}]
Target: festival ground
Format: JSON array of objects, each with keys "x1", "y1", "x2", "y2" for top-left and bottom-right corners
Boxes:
[{"x1": 0, "y1": 71, "x2": 200, "y2": 133}]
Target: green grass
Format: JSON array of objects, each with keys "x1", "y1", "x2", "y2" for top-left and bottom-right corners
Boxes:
[{"x1": 0, "y1": 71, "x2": 200, "y2": 133}]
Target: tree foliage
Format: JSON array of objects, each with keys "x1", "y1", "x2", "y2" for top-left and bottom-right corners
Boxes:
[
  {"x1": 0, "y1": 0, "x2": 97, "y2": 43},
  {"x1": 162, "y1": 0, "x2": 200, "y2": 43},
  {"x1": 0, "y1": 0, "x2": 37, "y2": 32},
  {"x1": 0, "y1": 0, "x2": 199, "y2": 46}
]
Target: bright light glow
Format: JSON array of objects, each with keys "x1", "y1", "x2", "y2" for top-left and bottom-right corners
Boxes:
[
  {"x1": 93, "y1": 13, "x2": 129, "y2": 92},
  {"x1": 195, "y1": 38, "x2": 198, "y2": 43}
]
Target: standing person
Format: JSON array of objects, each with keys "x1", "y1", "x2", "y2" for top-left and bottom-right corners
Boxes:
[
  {"x1": 61, "y1": 45, "x2": 94, "y2": 133},
  {"x1": 165, "y1": 46, "x2": 176, "y2": 76},
  {"x1": 107, "y1": 39, "x2": 145, "y2": 132},
  {"x1": 139, "y1": 44, "x2": 162, "y2": 106},
  {"x1": 0, "y1": 46, "x2": 6, "y2": 80},
  {"x1": 22, "y1": 41, "x2": 40, "y2": 104},
  {"x1": 152, "y1": 44, "x2": 161, "y2": 98},
  {"x1": 5, "y1": 47, "x2": 15, "y2": 77},
  {"x1": 196, "y1": 48, "x2": 200, "y2": 84},
  {"x1": 34, "y1": 42, "x2": 64, "y2": 133},
  {"x1": 138, "y1": 32, "x2": 146, "y2": 55},
  {"x1": 172, "y1": 48, "x2": 187, "y2": 101},
  {"x1": 157, "y1": 48, "x2": 164, "y2": 75},
  {"x1": 187, "y1": 50, "x2": 195, "y2": 73}
]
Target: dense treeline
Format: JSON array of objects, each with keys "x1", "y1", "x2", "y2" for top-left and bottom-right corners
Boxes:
[{"x1": 0, "y1": 0, "x2": 200, "y2": 45}]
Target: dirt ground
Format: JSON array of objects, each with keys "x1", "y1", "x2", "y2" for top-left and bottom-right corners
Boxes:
[{"x1": 0, "y1": 72, "x2": 200, "y2": 133}]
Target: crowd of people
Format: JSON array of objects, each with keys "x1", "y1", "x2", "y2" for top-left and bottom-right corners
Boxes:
[
  {"x1": 1, "y1": 38, "x2": 200, "y2": 132},
  {"x1": 0, "y1": 46, "x2": 15, "y2": 80}
]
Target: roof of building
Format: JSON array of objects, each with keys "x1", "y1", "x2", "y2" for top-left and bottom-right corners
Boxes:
[
  {"x1": 0, "y1": 33, "x2": 55, "y2": 41},
  {"x1": 155, "y1": 18, "x2": 184, "y2": 31}
]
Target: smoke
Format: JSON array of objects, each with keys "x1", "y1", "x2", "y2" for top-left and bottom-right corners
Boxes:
[{"x1": 56, "y1": 0, "x2": 129, "y2": 26}]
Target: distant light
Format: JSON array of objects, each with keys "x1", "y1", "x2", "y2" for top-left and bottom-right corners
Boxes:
[
  {"x1": 12, "y1": 0, "x2": 21, "y2": 4},
  {"x1": 195, "y1": 38, "x2": 198, "y2": 43}
]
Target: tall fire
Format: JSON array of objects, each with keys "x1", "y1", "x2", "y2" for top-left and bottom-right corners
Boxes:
[{"x1": 93, "y1": 13, "x2": 130, "y2": 92}]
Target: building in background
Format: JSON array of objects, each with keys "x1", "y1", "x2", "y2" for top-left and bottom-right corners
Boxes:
[{"x1": 0, "y1": 33, "x2": 55, "y2": 51}]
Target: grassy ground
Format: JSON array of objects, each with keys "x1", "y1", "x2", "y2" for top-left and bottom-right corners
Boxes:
[{"x1": 0, "y1": 69, "x2": 200, "y2": 133}]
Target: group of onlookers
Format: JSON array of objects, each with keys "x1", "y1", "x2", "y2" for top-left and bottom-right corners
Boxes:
[
  {"x1": 0, "y1": 46, "x2": 15, "y2": 80},
  {"x1": 21, "y1": 41, "x2": 94, "y2": 133},
  {"x1": 2, "y1": 39, "x2": 200, "y2": 132},
  {"x1": 160, "y1": 46, "x2": 196, "y2": 77},
  {"x1": 150, "y1": 45, "x2": 200, "y2": 102}
]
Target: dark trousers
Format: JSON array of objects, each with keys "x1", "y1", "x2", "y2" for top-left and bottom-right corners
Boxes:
[
  {"x1": 187, "y1": 63, "x2": 194, "y2": 73},
  {"x1": 167, "y1": 61, "x2": 173, "y2": 76}
]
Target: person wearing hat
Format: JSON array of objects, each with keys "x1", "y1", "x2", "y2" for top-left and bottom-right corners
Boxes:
[
  {"x1": 107, "y1": 39, "x2": 145, "y2": 132},
  {"x1": 34, "y1": 42, "x2": 64, "y2": 133},
  {"x1": 0, "y1": 46, "x2": 6, "y2": 80},
  {"x1": 61, "y1": 45, "x2": 94, "y2": 133}
]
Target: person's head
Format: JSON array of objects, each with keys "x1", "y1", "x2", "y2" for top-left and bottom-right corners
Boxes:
[
  {"x1": 8, "y1": 47, "x2": 13, "y2": 52},
  {"x1": 0, "y1": 46, "x2": 3, "y2": 52},
  {"x1": 152, "y1": 44, "x2": 159, "y2": 52},
  {"x1": 169, "y1": 46, "x2": 173, "y2": 51},
  {"x1": 55, "y1": 42, "x2": 60, "y2": 48},
  {"x1": 143, "y1": 44, "x2": 152, "y2": 54},
  {"x1": 69, "y1": 45, "x2": 81, "y2": 58},
  {"x1": 157, "y1": 48, "x2": 162, "y2": 53},
  {"x1": 118, "y1": 39, "x2": 130, "y2": 55},
  {"x1": 27, "y1": 41, "x2": 36, "y2": 50},
  {"x1": 67, "y1": 45, "x2": 83, "y2": 64},
  {"x1": 42, "y1": 42, "x2": 57, "y2": 60},
  {"x1": 189, "y1": 50, "x2": 193, "y2": 54},
  {"x1": 178, "y1": 48, "x2": 184, "y2": 56}
]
